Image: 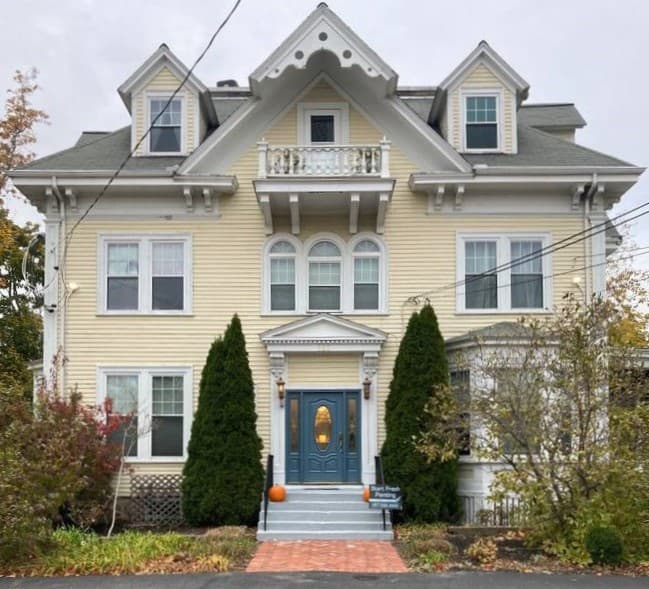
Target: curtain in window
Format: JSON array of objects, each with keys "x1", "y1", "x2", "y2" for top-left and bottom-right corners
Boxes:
[
  {"x1": 510, "y1": 240, "x2": 543, "y2": 308},
  {"x1": 107, "y1": 243, "x2": 139, "y2": 310},
  {"x1": 106, "y1": 374, "x2": 139, "y2": 457},
  {"x1": 465, "y1": 240, "x2": 497, "y2": 309}
]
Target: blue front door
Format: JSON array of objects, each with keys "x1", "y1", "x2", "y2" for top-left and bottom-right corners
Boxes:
[{"x1": 286, "y1": 390, "x2": 361, "y2": 484}]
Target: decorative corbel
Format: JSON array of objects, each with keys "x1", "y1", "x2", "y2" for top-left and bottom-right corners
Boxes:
[
  {"x1": 572, "y1": 185, "x2": 585, "y2": 211},
  {"x1": 362, "y1": 352, "x2": 379, "y2": 380},
  {"x1": 259, "y1": 194, "x2": 273, "y2": 235},
  {"x1": 427, "y1": 185, "x2": 445, "y2": 214},
  {"x1": 65, "y1": 188, "x2": 78, "y2": 214},
  {"x1": 349, "y1": 193, "x2": 360, "y2": 234},
  {"x1": 454, "y1": 185, "x2": 465, "y2": 211},
  {"x1": 289, "y1": 193, "x2": 300, "y2": 235},
  {"x1": 45, "y1": 187, "x2": 59, "y2": 214},
  {"x1": 376, "y1": 192, "x2": 390, "y2": 234},
  {"x1": 269, "y1": 352, "x2": 286, "y2": 381},
  {"x1": 183, "y1": 187, "x2": 193, "y2": 213}
]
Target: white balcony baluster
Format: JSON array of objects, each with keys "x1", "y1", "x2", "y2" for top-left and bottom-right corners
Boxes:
[{"x1": 263, "y1": 144, "x2": 389, "y2": 177}]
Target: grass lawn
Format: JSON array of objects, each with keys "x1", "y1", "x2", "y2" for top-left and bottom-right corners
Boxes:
[{"x1": 0, "y1": 527, "x2": 257, "y2": 577}]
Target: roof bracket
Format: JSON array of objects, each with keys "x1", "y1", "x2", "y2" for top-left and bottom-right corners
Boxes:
[
  {"x1": 65, "y1": 188, "x2": 78, "y2": 214},
  {"x1": 427, "y1": 185, "x2": 445, "y2": 214},
  {"x1": 183, "y1": 187, "x2": 193, "y2": 212},
  {"x1": 454, "y1": 185, "x2": 465, "y2": 211},
  {"x1": 572, "y1": 184, "x2": 585, "y2": 210}
]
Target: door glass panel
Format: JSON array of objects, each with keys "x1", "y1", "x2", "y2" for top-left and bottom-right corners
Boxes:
[
  {"x1": 290, "y1": 398, "x2": 299, "y2": 453},
  {"x1": 347, "y1": 397, "x2": 357, "y2": 451},
  {"x1": 314, "y1": 405, "x2": 332, "y2": 451}
]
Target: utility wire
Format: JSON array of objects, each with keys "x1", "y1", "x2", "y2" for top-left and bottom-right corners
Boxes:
[
  {"x1": 50, "y1": 0, "x2": 243, "y2": 309},
  {"x1": 405, "y1": 200, "x2": 649, "y2": 306}
]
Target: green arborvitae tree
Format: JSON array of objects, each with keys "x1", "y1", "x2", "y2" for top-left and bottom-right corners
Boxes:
[
  {"x1": 182, "y1": 315, "x2": 264, "y2": 525},
  {"x1": 381, "y1": 304, "x2": 459, "y2": 522}
]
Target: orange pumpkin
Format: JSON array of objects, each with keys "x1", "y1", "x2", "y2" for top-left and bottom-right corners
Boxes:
[
  {"x1": 362, "y1": 487, "x2": 370, "y2": 502},
  {"x1": 268, "y1": 485, "x2": 287, "y2": 502}
]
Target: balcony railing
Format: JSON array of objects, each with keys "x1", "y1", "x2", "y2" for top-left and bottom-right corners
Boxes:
[{"x1": 257, "y1": 140, "x2": 391, "y2": 179}]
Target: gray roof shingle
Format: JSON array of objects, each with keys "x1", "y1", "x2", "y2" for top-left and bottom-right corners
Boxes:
[
  {"x1": 446, "y1": 321, "x2": 533, "y2": 347},
  {"x1": 463, "y1": 124, "x2": 633, "y2": 167},
  {"x1": 17, "y1": 104, "x2": 634, "y2": 173},
  {"x1": 519, "y1": 103, "x2": 586, "y2": 129},
  {"x1": 22, "y1": 127, "x2": 184, "y2": 172}
]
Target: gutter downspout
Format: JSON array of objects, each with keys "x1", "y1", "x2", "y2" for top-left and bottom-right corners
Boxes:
[
  {"x1": 51, "y1": 176, "x2": 66, "y2": 395},
  {"x1": 583, "y1": 172, "x2": 598, "y2": 302}
]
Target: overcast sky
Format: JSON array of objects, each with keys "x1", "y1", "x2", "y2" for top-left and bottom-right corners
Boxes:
[{"x1": 2, "y1": 0, "x2": 647, "y2": 267}]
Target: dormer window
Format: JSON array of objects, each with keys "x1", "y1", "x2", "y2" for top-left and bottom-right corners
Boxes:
[
  {"x1": 464, "y1": 94, "x2": 499, "y2": 151},
  {"x1": 150, "y1": 97, "x2": 182, "y2": 153}
]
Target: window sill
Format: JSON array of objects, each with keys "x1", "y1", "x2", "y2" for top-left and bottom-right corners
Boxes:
[
  {"x1": 455, "y1": 308, "x2": 552, "y2": 315},
  {"x1": 260, "y1": 311, "x2": 389, "y2": 317},
  {"x1": 462, "y1": 148, "x2": 502, "y2": 154},
  {"x1": 97, "y1": 312, "x2": 194, "y2": 317},
  {"x1": 124, "y1": 457, "x2": 186, "y2": 464}
]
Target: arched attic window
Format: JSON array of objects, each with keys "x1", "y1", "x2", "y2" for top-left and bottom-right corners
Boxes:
[
  {"x1": 308, "y1": 240, "x2": 342, "y2": 311},
  {"x1": 352, "y1": 239, "x2": 381, "y2": 311},
  {"x1": 269, "y1": 240, "x2": 296, "y2": 311}
]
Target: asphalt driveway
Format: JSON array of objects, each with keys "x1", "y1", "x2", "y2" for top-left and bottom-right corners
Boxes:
[{"x1": 0, "y1": 572, "x2": 647, "y2": 588}]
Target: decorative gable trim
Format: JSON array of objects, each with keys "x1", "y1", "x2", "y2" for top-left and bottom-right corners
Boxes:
[
  {"x1": 260, "y1": 313, "x2": 387, "y2": 353},
  {"x1": 250, "y1": 3, "x2": 397, "y2": 94}
]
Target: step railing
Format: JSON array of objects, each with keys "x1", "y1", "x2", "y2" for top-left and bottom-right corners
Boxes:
[
  {"x1": 257, "y1": 140, "x2": 391, "y2": 178},
  {"x1": 263, "y1": 454, "x2": 274, "y2": 531},
  {"x1": 374, "y1": 455, "x2": 389, "y2": 531}
]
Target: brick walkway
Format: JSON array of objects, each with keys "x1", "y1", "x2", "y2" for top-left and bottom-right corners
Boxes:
[{"x1": 246, "y1": 540, "x2": 408, "y2": 573}]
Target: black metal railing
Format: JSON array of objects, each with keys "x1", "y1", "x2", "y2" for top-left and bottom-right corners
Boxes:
[
  {"x1": 263, "y1": 454, "x2": 274, "y2": 531},
  {"x1": 374, "y1": 455, "x2": 389, "y2": 531}
]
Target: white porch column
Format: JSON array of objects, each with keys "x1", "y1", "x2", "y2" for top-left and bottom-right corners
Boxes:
[{"x1": 268, "y1": 352, "x2": 286, "y2": 484}]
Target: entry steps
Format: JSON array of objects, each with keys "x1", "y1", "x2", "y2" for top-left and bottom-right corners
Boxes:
[{"x1": 257, "y1": 486, "x2": 393, "y2": 541}]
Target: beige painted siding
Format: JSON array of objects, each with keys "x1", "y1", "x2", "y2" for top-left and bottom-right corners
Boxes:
[
  {"x1": 133, "y1": 66, "x2": 197, "y2": 155},
  {"x1": 62, "y1": 81, "x2": 586, "y2": 492},
  {"x1": 288, "y1": 354, "x2": 360, "y2": 386},
  {"x1": 448, "y1": 62, "x2": 516, "y2": 153}
]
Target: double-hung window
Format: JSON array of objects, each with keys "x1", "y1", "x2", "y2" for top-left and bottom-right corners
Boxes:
[
  {"x1": 308, "y1": 241, "x2": 342, "y2": 311},
  {"x1": 465, "y1": 95, "x2": 499, "y2": 150},
  {"x1": 458, "y1": 234, "x2": 549, "y2": 312},
  {"x1": 353, "y1": 240, "x2": 380, "y2": 310},
  {"x1": 101, "y1": 367, "x2": 191, "y2": 460},
  {"x1": 150, "y1": 98, "x2": 182, "y2": 153},
  {"x1": 269, "y1": 241, "x2": 296, "y2": 311},
  {"x1": 102, "y1": 236, "x2": 191, "y2": 314},
  {"x1": 107, "y1": 243, "x2": 139, "y2": 311}
]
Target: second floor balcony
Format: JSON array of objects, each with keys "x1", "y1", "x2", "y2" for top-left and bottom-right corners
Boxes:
[{"x1": 257, "y1": 140, "x2": 391, "y2": 179}]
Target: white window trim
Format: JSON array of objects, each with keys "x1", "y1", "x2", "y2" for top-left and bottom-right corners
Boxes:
[
  {"x1": 261, "y1": 232, "x2": 387, "y2": 315},
  {"x1": 307, "y1": 236, "x2": 344, "y2": 313},
  {"x1": 456, "y1": 232, "x2": 552, "y2": 314},
  {"x1": 98, "y1": 234, "x2": 192, "y2": 315},
  {"x1": 297, "y1": 102, "x2": 350, "y2": 145},
  {"x1": 97, "y1": 366, "x2": 193, "y2": 463},
  {"x1": 145, "y1": 92, "x2": 187, "y2": 156},
  {"x1": 461, "y1": 89, "x2": 503, "y2": 153}
]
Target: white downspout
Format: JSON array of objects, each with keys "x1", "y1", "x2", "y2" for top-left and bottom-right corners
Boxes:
[
  {"x1": 583, "y1": 173, "x2": 598, "y2": 302},
  {"x1": 51, "y1": 176, "x2": 66, "y2": 394}
]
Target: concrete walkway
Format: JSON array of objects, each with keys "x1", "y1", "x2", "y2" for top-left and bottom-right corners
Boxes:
[
  {"x1": 246, "y1": 540, "x2": 408, "y2": 573},
  {"x1": 1, "y1": 571, "x2": 648, "y2": 588}
]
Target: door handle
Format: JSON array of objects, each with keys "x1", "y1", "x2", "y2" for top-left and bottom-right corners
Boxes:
[{"x1": 338, "y1": 432, "x2": 344, "y2": 451}]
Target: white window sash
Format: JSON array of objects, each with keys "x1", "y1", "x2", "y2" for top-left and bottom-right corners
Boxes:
[
  {"x1": 461, "y1": 89, "x2": 503, "y2": 153},
  {"x1": 456, "y1": 233, "x2": 551, "y2": 313},
  {"x1": 99, "y1": 235, "x2": 192, "y2": 315},
  {"x1": 98, "y1": 367, "x2": 192, "y2": 462}
]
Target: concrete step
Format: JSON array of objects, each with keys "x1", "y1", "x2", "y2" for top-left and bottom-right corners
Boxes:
[
  {"x1": 266, "y1": 500, "x2": 369, "y2": 511},
  {"x1": 259, "y1": 519, "x2": 392, "y2": 532},
  {"x1": 257, "y1": 529, "x2": 394, "y2": 541},
  {"x1": 260, "y1": 509, "x2": 381, "y2": 522}
]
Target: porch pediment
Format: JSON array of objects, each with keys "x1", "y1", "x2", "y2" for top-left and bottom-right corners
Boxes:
[{"x1": 260, "y1": 314, "x2": 387, "y2": 353}]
